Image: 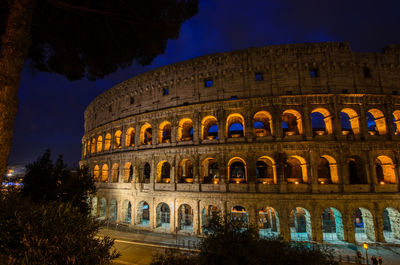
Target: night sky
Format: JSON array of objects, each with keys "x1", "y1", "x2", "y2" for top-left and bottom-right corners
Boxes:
[{"x1": 8, "y1": 0, "x2": 400, "y2": 167}]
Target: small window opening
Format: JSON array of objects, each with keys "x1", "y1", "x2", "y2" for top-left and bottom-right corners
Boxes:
[
  {"x1": 162, "y1": 87, "x2": 169, "y2": 96},
  {"x1": 393, "y1": 91, "x2": 398, "y2": 95},
  {"x1": 363, "y1": 67, "x2": 372, "y2": 78},
  {"x1": 255, "y1": 72, "x2": 263, "y2": 81},
  {"x1": 204, "y1": 79, "x2": 213, "y2": 88},
  {"x1": 130, "y1": 97, "x2": 134, "y2": 104},
  {"x1": 342, "y1": 89, "x2": 348, "y2": 94},
  {"x1": 310, "y1": 68, "x2": 319, "y2": 78},
  {"x1": 109, "y1": 106, "x2": 112, "y2": 112},
  {"x1": 286, "y1": 91, "x2": 293, "y2": 95}
]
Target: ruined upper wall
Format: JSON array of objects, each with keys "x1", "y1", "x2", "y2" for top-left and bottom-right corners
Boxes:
[{"x1": 84, "y1": 42, "x2": 400, "y2": 132}]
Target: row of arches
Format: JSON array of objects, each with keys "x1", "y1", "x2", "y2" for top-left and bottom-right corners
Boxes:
[
  {"x1": 90, "y1": 197, "x2": 400, "y2": 243},
  {"x1": 83, "y1": 108, "x2": 400, "y2": 157},
  {"x1": 92, "y1": 154, "x2": 397, "y2": 185}
]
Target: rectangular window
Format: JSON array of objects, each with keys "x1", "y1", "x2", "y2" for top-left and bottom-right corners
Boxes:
[
  {"x1": 363, "y1": 67, "x2": 372, "y2": 78},
  {"x1": 310, "y1": 68, "x2": 319, "y2": 78},
  {"x1": 392, "y1": 90, "x2": 398, "y2": 95},
  {"x1": 162, "y1": 87, "x2": 169, "y2": 96},
  {"x1": 204, "y1": 79, "x2": 213, "y2": 87},
  {"x1": 342, "y1": 89, "x2": 348, "y2": 94},
  {"x1": 130, "y1": 96, "x2": 134, "y2": 104},
  {"x1": 109, "y1": 105, "x2": 112, "y2": 112},
  {"x1": 255, "y1": 72, "x2": 263, "y2": 81}
]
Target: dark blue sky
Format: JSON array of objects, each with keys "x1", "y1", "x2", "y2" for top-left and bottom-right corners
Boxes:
[{"x1": 8, "y1": 0, "x2": 400, "y2": 166}]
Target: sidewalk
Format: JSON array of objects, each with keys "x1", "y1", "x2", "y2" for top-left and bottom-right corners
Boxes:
[{"x1": 99, "y1": 227, "x2": 400, "y2": 265}]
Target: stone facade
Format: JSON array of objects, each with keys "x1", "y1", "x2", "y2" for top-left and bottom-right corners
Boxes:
[{"x1": 81, "y1": 42, "x2": 400, "y2": 243}]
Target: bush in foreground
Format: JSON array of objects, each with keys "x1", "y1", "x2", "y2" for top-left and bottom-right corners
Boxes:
[
  {"x1": 151, "y1": 217, "x2": 337, "y2": 265},
  {"x1": 0, "y1": 191, "x2": 119, "y2": 265}
]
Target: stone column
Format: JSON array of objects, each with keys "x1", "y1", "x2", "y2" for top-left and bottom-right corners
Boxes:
[
  {"x1": 152, "y1": 120, "x2": 158, "y2": 146},
  {"x1": 359, "y1": 105, "x2": 369, "y2": 140},
  {"x1": 217, "y1": 109, "x2": 226, "y2": 143},
  {"x1": 135, "y1": 124, "x2": 141, "y2": 148},
  {"x1": 244, "y1": 109, "x2": 253, "y2": 142},
  {"x1": 344, "y1": 210, "x2": 355, "y2": 243},
  {"x1": 312, "y1": 208, "x2": 323, "y2": 242},
  {"x1": 279, "y1": 206, "x2": 291, "y2": 242},
  {"x1": 194, "y1": 200, "x2": 201, "y2": 235},
  {"x1": 273, "y1": 107, "x2": 283, "y2": 140},
  {"x1": 374, "y1": 205, "x2": 385, "y2": 243},
  {"x1": 193, "y1": 113, "x2": 200, "y2": 145},
  {"x1": 303, "y1": 106, "x2": 313, "y2": 140},
  {"x1": 309, "y1": 150, "x2": 319, "y2": 193}
]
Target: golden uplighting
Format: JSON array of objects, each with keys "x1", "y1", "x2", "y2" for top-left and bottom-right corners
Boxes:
[
  {"x1": 294, "y1": 181, "x2": 299, "y2": 184},
  {"x1": 380, "y1": 181, "x2": 385, "y2": 185}
]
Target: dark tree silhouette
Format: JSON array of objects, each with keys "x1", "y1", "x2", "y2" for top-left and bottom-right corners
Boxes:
[
  {"x1": 22, "y1": 149, "x2": 96, "y2": 215},
  {"x1": 0, "y1": 0, "x2": 199, "y2": 180}
]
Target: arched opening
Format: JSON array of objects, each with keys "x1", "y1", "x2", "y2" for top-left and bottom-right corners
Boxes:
[
  {"x1": 382, "y1": 207, "x2": 400, "y2": 242},
  {"x1": 143, "y1": 163, "x2": 151, "y2": 183},
  {"x1": 285, "y1": 156, "x2": 307, "y2": 183},
  {"x1": 289, "y1": 207, "x2": 312, "y2": 241},
  {"x1": 226, "y1": 113, "x2": 245, "y2": 138},
  {"x1": 137, "y1": 201, "x2": 150, "y2": 226},
  {"x1": 322, "y1": 207, "x2": 344, "y2": 242},
  {"x1": 340, "y1": 108, "x2": 360, "y2": 135},
  {"x1": 157, "y1": 160, "x2": 171, "y2": 183},
  {"x1": 91, "y1": 138, "x2": 96, "y2": 154},
  {"x1": 318, "y1": 155, "x2": 339, "y2": 184},
  {"x1": 111, "y1": 163, "x2": 119, "y2": 183},
  {"x1": 123, "y1": 162, "x2": 133, "y2": 183},
  {"x1": 202, "y1": 116, "x2": 218, "y2": 140},
  {"x1": 178, "y1": 159, "x2": 193, "y2": 183},
  {"x1": 312, "y1": 108, "x2": 333, "y2": 135},
  {"x1": 97, "y1": 136, "x2": 103, "y2": 152},
  {"x1": 114, "y1": 130, "x2": 122, "y2": 149},
  {"x1": 156, "y1": 203, "x2": 170, "y2": 229},
  {"x1": 125, "y1": 127, "x2": 135, "y2": 147},
  {"x1": 178, "y1": 204, "x2": 193, "y2": 232},
  {"x1": 392, "y1": 110, "x2": 400, "y2": 135},
  {"x1": 256, "y1": 156, "x2": 276, "y2": 184},
  {"x1": 202, "y1": 205, "x2": 220, "y2": 233},
  {"x1": 91, "y1": 196, "x2": 98, "y2": 216},
  {"x1": 159, "y1": 121, "x2": 172, "y2": 143},
  {"x1": 367, "y1": 109, "x2": 387, "y2": 135},
  {"x1": 375, "y1": 156, "x2": 396, "y2": 184},
  {"x1": 282, "y1": 110, "x2": 302, "y2": 136},
  {"x1": 87, "y1": 140, "x2": 91, "y2": 155},
  {"x1": 93, "y1": 165, "x2": 100, "y2": 181},
  {"x1": 140, "y1": 123, "x2": 152, "y2": 145},
  {"x1": 230, "y1": 205, "x2": 248, "y2": 225},
  {"x1": 99, "y1": 198, "x2": 106, "y2": 219},
  {"x1": 178, "y1": 118, "x2": 193, "y2": 142},
  {"x1": 108, "y1": 199, "x2": 118, "y2": 222},
  {"x1": 353, "y1": 208, "x2": 376, "y2": 242},
  {"x1": 228, "y1": 157, "x2": 247, "y2": 184},
  {"x1": 122, "y1": 200, "x2": 131, "y2": 224},
  {"x1": 253, "y1": 111, "x2": 273, "y2": 137},
  {"x1": 258, "y1": 207, "x2": 279, "y2": 238},
  {"x1": 348, "y1": 156, "x2": 367, "y2": 184},
  {"x1": 201, "y1": 158, "x2": 219, "y2": 184},
  {"x1": 104, "y1": 133, "x2": 111, "y2": 150},
  {"x1": 101, "y1": 164, "x2": 109, "y2": 182},
  {"x1": 109, "y1": 199, "x2": 117, "y2": 222}
]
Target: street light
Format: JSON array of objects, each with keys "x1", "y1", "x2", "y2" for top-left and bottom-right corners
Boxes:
[{"x1": 363, "y1": 243, "x2": 369, "y2": 265}]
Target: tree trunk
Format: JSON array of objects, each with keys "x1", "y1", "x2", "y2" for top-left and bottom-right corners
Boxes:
[{"x1": 0, "y1": 0, "x2": 36, "y2": 182}]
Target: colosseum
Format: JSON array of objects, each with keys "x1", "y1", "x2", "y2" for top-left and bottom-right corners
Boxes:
[{"x1": 81, "y1": 42, "x2": 400, "y2": 244}]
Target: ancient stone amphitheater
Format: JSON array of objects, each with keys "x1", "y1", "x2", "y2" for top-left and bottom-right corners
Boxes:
[{"x1": 81, "y1": 42, "x2": 400, "y2": 244}]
